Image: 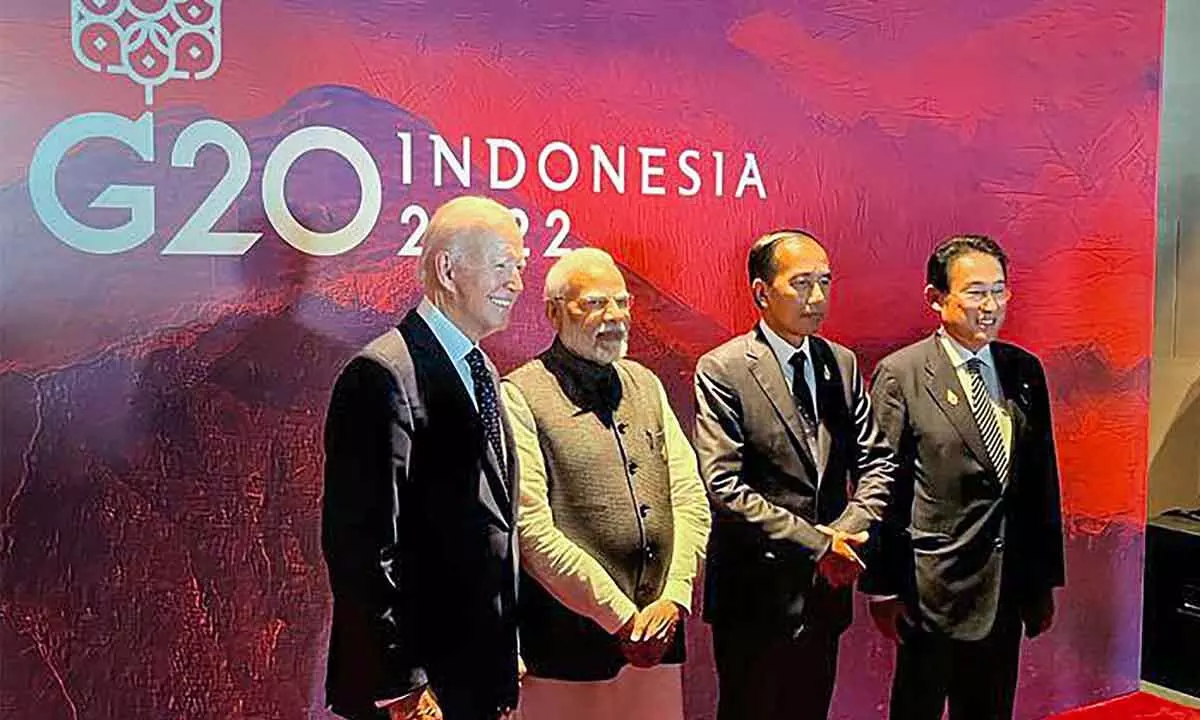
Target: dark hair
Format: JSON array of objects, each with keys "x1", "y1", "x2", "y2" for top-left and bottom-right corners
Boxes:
[
  {"x1": 747, "y1": 229, "x2": 820, "y2": 285},
  {"x1": 926, "y1": 234, "x2": 1008, "y2": 292}
]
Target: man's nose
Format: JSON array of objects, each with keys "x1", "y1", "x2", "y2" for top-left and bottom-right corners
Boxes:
[
  {"x1": 602, "y1": 302, "x2": 628, "y2": 322},
  {"x1": 807, "y1": 283, "x2": 826, "y2": 305}
]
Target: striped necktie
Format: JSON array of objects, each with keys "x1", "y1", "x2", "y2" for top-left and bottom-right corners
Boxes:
[{"x1": 965, "y1": 358, "x2": 1009, "y2": 483}]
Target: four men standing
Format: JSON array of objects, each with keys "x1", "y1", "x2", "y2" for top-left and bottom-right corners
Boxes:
[{"x1": 322, "y1": 196, "x2": 1063, "y2": 720}]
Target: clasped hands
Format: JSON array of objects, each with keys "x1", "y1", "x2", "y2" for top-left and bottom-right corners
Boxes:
[
  {"x1": 814, "y1": 524, "x2": 869, "y2": 589},
  {"x1": 615, "y1": 598, "x2": 682, "y2": 668}
]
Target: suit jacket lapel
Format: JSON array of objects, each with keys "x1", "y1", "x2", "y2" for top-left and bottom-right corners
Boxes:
[
  {"x1": 746, "y1": 330, "x2": 819, "y2": 473},
  {"x1": 923, "y1": 335, "x2": 1001, "y2": 485},
  {"x1": 992, "y1": 344, "x2": 1027, "y2": 489},
  {"x1": 480, "y1": 355, "x2": 513, "y2": 510},
  {"x1": 403, "y1": 311, "x2": 512, "y2": 528},
  {"x1": 808, "y1": 338, "x2": 839, "y2": 476},
  {"x1": 403, "y1": 310, "x2": 478, "y2": 424}
]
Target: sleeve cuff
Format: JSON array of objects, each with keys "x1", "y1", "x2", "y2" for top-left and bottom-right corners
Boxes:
[
  {"x1": 598, "y1": 597, "x2": 639, "y2": 635},
  {"x1": 661, "y1": 581, "x2": 694, "y2": 614}
]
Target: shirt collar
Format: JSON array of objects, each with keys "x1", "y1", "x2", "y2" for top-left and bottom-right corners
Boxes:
[
  {"x1": 759, "y1": 320, "x2": 810, "y2": 369},
  {"x1": 417, "y1": 296, "x2": 478, "y2": 364},
  {"x1": 937, "y1": 327, "x2": 995, "y2": 371}
]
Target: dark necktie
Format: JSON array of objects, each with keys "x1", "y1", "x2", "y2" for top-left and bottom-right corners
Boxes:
[
  {"x1": 788, "y1": 350, "x2": 818, "y2": 437},
  {"x1": 466, "y1": 348, "x2": 506, "y2": 477},
  {"x1": 965, "y1": 359, "x2": 1009, "y2": 482}
]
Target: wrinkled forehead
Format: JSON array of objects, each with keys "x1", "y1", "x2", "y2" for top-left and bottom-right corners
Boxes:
[{"x1": 457, "y1": 223, "x2": 523, "y2": 261}]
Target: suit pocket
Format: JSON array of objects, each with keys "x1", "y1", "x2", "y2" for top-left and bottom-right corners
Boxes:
[
  {"x1": 645, "y1": 428, "x2": 667, "y2": 462},
  {"x1": 909, "y1": 528, "x2": 954, "y2": 554}
]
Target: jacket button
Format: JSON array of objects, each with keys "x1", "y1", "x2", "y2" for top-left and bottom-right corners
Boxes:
[
  {"x1": 628, "y1": 461, "x2": 638, "y2": 475},
  {"x1": 993, "y1": 538, "x2": 1005, "y2": 552}
]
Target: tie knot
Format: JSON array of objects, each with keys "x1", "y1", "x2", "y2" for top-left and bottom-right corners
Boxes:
[
  {"x1": 965, "y1": 357, "x2": 984, "y2": 374},
  {"x1": 789, "y1": 350, "x2": 808, "y2": 369},
  {"x1": 465, "y1": 347, "x2": 486, "y2": 373}
]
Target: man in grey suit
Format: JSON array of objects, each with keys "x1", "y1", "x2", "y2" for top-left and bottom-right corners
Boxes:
[
  {"x1": 693, "y1": 229, "x2": 897, "y2": 720},
  {"x1": 864, "y1": 234, "x2": 1064, "y2": 719},
  {"x1": 321, "y1": 196, "x2": 527, "y2": 720}
]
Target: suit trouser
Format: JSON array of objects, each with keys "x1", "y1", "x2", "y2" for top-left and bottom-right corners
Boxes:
[
  {"x1": 713, "y1": 622, "x2": 841, "y2": 720},
  {"x1": 889, "y1": 606, "x2": 1022, "y2": 720}
]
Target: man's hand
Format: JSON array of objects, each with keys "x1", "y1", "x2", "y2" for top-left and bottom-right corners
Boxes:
[
  {"x1": 631, "y1": 598, "x2": 681, "y2": 642},
  {"x1": 386, "y1": 687, "x2": 442, "y2": 720},
  {"x1": 1022, "y1": 589, "x2": 1055, "y2": 638},
  {"x1": 868, "y1": 597, "x2": 910, "y2": 643},
  {"x1": 615, "y1": 601, "x2": 682, "y2": 668},
  {"x1": 815, "y1": 525, "x2": 868, "y2": 588}
]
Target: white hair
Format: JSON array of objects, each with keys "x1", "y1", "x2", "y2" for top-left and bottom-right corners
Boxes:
[
  {"x1": 419, "y1": 196, "x2": 520, "y2": 289},
  {"x1": 543, "y1": 247, "x2": 620, "y2": 300}
]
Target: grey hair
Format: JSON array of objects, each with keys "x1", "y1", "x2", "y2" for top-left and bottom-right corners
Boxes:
[
  {"x1": 543, "y1": 247, "x2": 619, "y2": 300},
  {"x1": 419, "y1": 196, "x2": 520, "y2": 289}
]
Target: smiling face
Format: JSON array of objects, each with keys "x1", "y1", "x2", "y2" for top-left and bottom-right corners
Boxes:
[
  {"x1": 928, "y1": 250, "x2": 1009, "y2": 351},
  {"x1": 438, "y1": 225, "x2": 526, "y2": 342},
  {"x1": 549, "y1": 261, "x2": 631, "y2": 365}
]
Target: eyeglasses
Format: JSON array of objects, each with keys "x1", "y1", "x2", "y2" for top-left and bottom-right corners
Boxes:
[
  {"x1": 956, "y1": 286, "x2": 1012, "y2": 308},
  {"x1": 553, "y1": 294, "x2": 634, "y2": 314}
]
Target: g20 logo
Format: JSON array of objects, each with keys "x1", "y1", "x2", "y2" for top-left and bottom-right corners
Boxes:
[
  {"x1": 37, "y1": 0, "x2": 572, "y2": 259},
  {"x1": 28, "y1": 113, "x2": 574, "y2": 258}
]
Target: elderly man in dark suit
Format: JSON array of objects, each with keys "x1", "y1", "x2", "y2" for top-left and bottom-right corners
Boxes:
[
  {"x1": 693, "y1": 229, "x2": 897, "y2": 720},
  {"x1": 321, "y1": 196, "x2": 527, "y2": 720},
  {"x1": 864, "y1": 234, "x2": 1065, "y2": 720}
]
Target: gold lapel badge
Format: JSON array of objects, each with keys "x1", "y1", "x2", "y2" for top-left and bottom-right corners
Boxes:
[{"x1": 947, "y1": 388, "x2": 959, "y2": 406}]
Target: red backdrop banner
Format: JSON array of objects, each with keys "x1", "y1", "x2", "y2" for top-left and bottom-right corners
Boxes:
[{"x1": 0, "y1": 1, "x2": 1161, "y2": 717}]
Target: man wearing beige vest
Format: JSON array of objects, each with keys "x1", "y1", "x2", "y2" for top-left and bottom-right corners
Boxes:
[{"x1": 501, "y1": 249, "x2": 711, "y2": 720}]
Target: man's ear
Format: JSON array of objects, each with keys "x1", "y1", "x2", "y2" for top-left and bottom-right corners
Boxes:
[
  {"x1": 751, "y1": 279, "x2": 768, "y2": 309},
  {"x1": 435, "y1": 251, "x2": 455, "y2": 293},
  {"x1": 924, "y1": 284, "x2": 943, "y2": 312}
]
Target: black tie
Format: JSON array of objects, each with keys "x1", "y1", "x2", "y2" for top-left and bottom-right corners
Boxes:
[
  {"x1": 466, "y1": 348, "x2": 506, "y2": 477},
  {"x1": 788, "y1": 350, "x2": 818, "y2": 431}
]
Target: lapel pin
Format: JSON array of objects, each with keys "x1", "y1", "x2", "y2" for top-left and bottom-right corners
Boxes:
[
  {"x1": 823, "y1": 365, "x2": 831, "y2": 381},
  {"x1": 947, "y1": 388, "x2": 959, "y2": 406}
]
